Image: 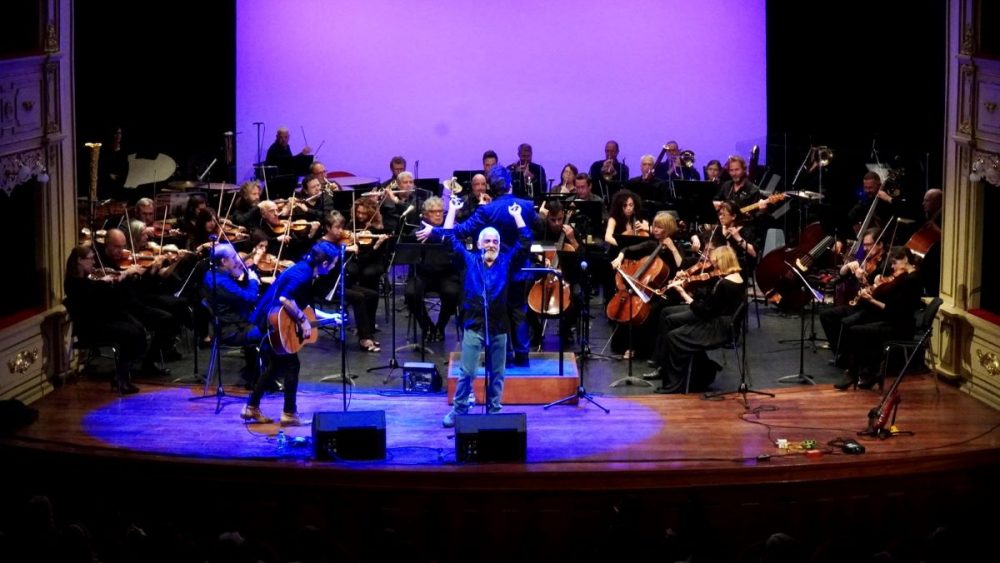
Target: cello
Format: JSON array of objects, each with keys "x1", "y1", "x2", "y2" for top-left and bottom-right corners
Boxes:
[
  {"x1": 605, "y1": 244, "x2": 671, "y2": 325},
  {"x1": 527, "y1": 211, "x2": 574, "y2": 316}
]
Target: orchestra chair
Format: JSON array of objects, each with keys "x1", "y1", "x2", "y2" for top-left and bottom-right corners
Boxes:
[
  {"x1": 878, "y1": 297, "x2": 943, "y2": 396},
  {"x1": 196, "y1": 298, "x2": 262, "y2": 389},
  {"x1": 686, "y1": 301, "x2": 747, "y2": 394},
  {"x1": 64, "y1": 296, "x2": 126, "y2": 395}
]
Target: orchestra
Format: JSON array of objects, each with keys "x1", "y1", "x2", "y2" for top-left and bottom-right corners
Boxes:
[{"x1": 73, "y1": 130, "x2": 941, "y2": 408}]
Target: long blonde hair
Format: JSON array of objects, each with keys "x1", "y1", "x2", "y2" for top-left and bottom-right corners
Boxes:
[{"x1": 711, "y1": 245, "x2": 741, "y2": 275}]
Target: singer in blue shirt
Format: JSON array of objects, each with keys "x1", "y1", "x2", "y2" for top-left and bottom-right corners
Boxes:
[{"x1": 440, "y1": 196, "x2": 531, "y2": 428}]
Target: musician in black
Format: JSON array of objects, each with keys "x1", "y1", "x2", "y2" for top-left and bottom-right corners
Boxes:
[
  {"x1": 589, "y1": 140, "x2": 630, "y2": 201},
  {"x1": 714, "y1": 156, "x2": 765, "y2": 211},
  {"x1": 847, "y1": 172, "x2": 907, "y2": 228},
  {"x1": 265, "y1": 127, "x2": 311, "y2": 163},
  {"x1": 651, "y1": 245, "x2": 745, "y2": 394},
  {"x1": 833, "y1": 247, "x2": 923, "y2": 390},
  {"x1": 457, "y1": 173, "x2": 491, "y2": 222},
  {"x1": 608, "y1": 211, "x2": 685, "y2": 358},
  {"x1": 404, "y1": 197, "x2": 460, "y2": 342},
  {"x1": 628, "y1": 154, "x2": 667, "y2": 203},
  {"x1": 527, "y1": 200, "x2": 582, "y2": 347},
  {"x1": 317, "y1": 211, "x2": 381, "y2": 353},
  {"x1": 820, "y1": 228, "x2": 887, "y2": 370},
  {"x1": 507, "y1": 143, "x2": 547, "y2": 202},
  {"x1": 242, "y1": 240, "x2": 339, "y2": 426}
]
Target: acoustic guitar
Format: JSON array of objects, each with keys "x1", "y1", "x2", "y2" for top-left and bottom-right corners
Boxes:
[{"x1": 267, "y1": 305, "x2": 341, "y2": 355}]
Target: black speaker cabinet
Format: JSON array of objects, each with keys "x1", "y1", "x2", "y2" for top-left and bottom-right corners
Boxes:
[
  {"x1": 312, "y1": 410, "x2": 386, "y2": 461},
  {"x1": 455, "y1": 413, "x2": 527, "y2": 462}
]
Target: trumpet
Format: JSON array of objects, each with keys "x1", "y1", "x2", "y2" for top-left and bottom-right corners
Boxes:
[{"x1": 680, "y1": 149, "x2": 696, "y2": 168}]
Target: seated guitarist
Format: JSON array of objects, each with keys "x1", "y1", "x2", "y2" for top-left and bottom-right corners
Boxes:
[{"x1": 241, "y1": 240, "x2": 340, "y2": 427}]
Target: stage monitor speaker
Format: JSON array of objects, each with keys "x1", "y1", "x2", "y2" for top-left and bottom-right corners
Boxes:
[
  {"x1": 403, "y1": 361, "x2": 442, "y2": 393},
  {"x1": 312, "y1": 410, "x2": 386, "y2": 461},
  {"x1": 455, "y1": 413, "x2": 527, "y2": 463}
]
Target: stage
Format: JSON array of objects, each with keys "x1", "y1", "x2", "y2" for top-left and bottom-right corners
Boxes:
[{"x1": 5, "y1": 369, "x2": 999, "y2": 561}]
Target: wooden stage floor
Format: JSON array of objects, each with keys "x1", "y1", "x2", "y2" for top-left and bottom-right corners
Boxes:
[
  {"x1": 6, "y1": 372, "x2": 999, "y2": 489},
  {"x1": 6, "y1": 373, "x2": 999, "y2": 561}
]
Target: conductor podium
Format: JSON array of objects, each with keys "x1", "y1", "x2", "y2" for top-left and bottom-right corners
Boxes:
[{"x1": 446, "y1": 352, "x2": 580, "y2": 405}]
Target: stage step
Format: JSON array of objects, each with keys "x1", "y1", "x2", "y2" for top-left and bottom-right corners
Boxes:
[{"x1": 446, "y1": 352, "x2": 580, "y2": 405}]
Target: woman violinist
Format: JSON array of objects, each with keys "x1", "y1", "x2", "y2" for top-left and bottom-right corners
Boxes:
[
  {"x1": 315, "y1": 211, "x2": 381, "y2": 352},
  {"x1": 347, "y1": 197, "x2": 390, "y2": 300},
  {"x1": 64, "y1": 245, "x2": 147, "y2": 393},
  {"x1": 649, "y1": 245, "x2": 745, "y2": 394},
  {"x1": 833, "y1": 246, "x2": 923, "y2": 390},
  {"x1": 820, "y1": 228, "x2": 889, "y2": 366},
  {"x1": 607, "y1": 211, "x2": 684, "y2": 358}
]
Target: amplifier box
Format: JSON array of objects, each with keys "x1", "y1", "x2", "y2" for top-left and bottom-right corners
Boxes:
[
  {"x1": 312, "y1": 410, "x2": 386, "y2": 461},
  {"x1": 455, "y1": 413, "x2": 527, "y2": 462}
]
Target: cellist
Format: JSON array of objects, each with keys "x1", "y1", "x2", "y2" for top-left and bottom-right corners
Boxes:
[
  {"x1": 607, "y1": 211, "x2": 684, "y2": 359},
  {"x1": 527, "y1": 199, "x2": 582, "y2": 347}
]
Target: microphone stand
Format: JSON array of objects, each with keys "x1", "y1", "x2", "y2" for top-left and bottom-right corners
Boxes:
[
  {"x1": 319, "y1": 247, "x2": 357, "y2": 389},
  {"x1": 542, "y1": 261, "x2": 609, "y2": 412},
  {"x1": 188, "y1": 235, "x2": 230, "y2": 413},
  {"x1": 479, "y1": 252, "x2": 491, "y2": 415}
]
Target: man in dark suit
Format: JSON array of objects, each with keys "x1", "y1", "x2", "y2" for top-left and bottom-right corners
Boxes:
[
  {"x1": 417, "y1": 165, "x2": 536, "y2": 366},
  {"x1": 589, "y1": 140, "x2": 630, "y2": 203},
  {"x1": 507, "y1": 143, "x2": 547, "y2": 204}
]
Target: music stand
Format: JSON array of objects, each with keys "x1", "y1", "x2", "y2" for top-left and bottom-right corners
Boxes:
[
  {"x1": 329, "y1": 190, "x2": 356, "y2": 213},
  {"x1": 415, "y1": 178, "x2": 442, "y2": 198},
  {"x1": 703, "y1": 284, "x2": 775, "y2": 409},
  {"x1": 565, "y1": 200, "x2": 604, "y2": 242},
  {"x1": 672, "y1": 182, "x2": 718, "y2": 227},
  {"x1": 367, "y1": 240, "x2": 424, "y2": 383},
  {"x1": 451, "y1": 170, "x2": 480, "y2": 191},
  {"x1": 411, "y1": 242, "x2": 455, "y2": 362},
  {"x1": 625, "y1": 179, "x2": 667, "y2": 207},
  {"x1": 776, "y1": 262, "x2": 823, "y2": 385}
]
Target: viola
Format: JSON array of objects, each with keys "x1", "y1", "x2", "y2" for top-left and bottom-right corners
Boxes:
[
  {"x1": 254, "y1": 253, "x2": 294, "y2": 276},
  {"x1": 850, "y1": 273, "x2": 897, "y2": 307},
  {"x1": 271, "y1": 219, "x2": 310, "y2": 235}
]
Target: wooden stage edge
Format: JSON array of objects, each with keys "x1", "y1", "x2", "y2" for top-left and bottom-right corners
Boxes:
[{"x1": 5, "y1": 374, "x2": 1000, "y2": 493}]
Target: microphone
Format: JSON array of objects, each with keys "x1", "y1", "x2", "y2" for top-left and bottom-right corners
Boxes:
[
  {"x1": 400, "y1": 204, "x2": 417, "y2": 218},
  {"x1": 198, "y1": 158, "x2": 218, "y2": 181},
  {"x1": 580, "y1": 260, "x2": 588, "y2": 271},
  {"x1": 208, "y1": 234, "x2": 218, "y2": 242},
  {"x1": 252, "y1": 121, "x2": 263, "y2": 125}
]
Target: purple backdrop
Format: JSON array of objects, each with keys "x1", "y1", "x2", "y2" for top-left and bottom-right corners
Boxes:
[{"x1": 236, "y1": 0, "x2": 766, "y2": 184}]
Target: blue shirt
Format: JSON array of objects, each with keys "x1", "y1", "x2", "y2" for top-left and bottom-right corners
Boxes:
[
  {"x1": 201, "y1": 267, "x2": 259, "y2": 327},
  {"x1": 250, "y1": 261, "x2": 315, "y2": 330},
  {"x1": 445, "y1": 226, "x2": 532, "y2": 335},
  {"x1": 431, "y1": 193, "x2": 537, "y2": 281}
]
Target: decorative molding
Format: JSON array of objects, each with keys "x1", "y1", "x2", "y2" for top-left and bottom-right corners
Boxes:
[
  {"x1": 45, "y1": 22, "x2": 58, "y2": 53},
  {"x1": 43, "y1": 60, "x2": 59, "y2": 134},
  {"x1": 977, "y1": 349, "x2": 1000, "y2": 376},
  {"x1": 0, "y1": 149, "x2": 48, "y2": 194},
  {"x1": 961, "y1": 25, "x2": 974, "y2": 55},
  {"x1": 958, "y1": 64, "x2": 975, "y2": 135},
  {"x1": 7, "y1": 349, "x2": 38, "y2": 374}
]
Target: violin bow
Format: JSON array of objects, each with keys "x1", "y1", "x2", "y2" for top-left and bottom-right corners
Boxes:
[
  {"x1": 879, "y1": 217, "x2": 901, "y2": 278},
  {"x1": 158, "y1": 202, "x2": 168, "y2": 255},
  {"x1": 123, "y1": 208, "x2": 138, "y2": 266}
]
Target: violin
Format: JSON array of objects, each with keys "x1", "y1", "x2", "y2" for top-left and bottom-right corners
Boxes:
[
  {"x1": 664, "y1": 270, "x2": 723, "y2": 293},
  {"x1": 253, "y1": 252, "x2": 295, "y2": 276},
  {"x1": 850, "y1": 273, "x2": 896, "y2": 307},
  {"x1": 271, "y1": 219, "x2": 310, "y2": 235},
  {"x1": 88, "y1": 267, "x2": 119, "y2": 282}
]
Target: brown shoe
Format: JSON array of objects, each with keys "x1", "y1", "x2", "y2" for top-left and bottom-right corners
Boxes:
[
  {"x1": 280, "y1": 412, "x2": 304, "y2": 427},
  {"x1": 240, "y1": 405, "x2": 273, "y2": 424}
]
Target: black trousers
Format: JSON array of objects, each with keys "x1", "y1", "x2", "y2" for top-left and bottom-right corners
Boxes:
[
  {"x1": 249, "y1": 344, "x2": 299, "y2": 414},
  {"x1": 404, "y1": 275, "x2": 460, "y2": 332}
]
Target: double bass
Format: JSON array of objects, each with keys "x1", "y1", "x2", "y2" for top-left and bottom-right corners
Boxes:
[
  {"x1": 755, "y1": 222, "x2": 835, "y2": 310},
  {"x1": 605, "y1": 244, "x2": 671, "y2": 325}
]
